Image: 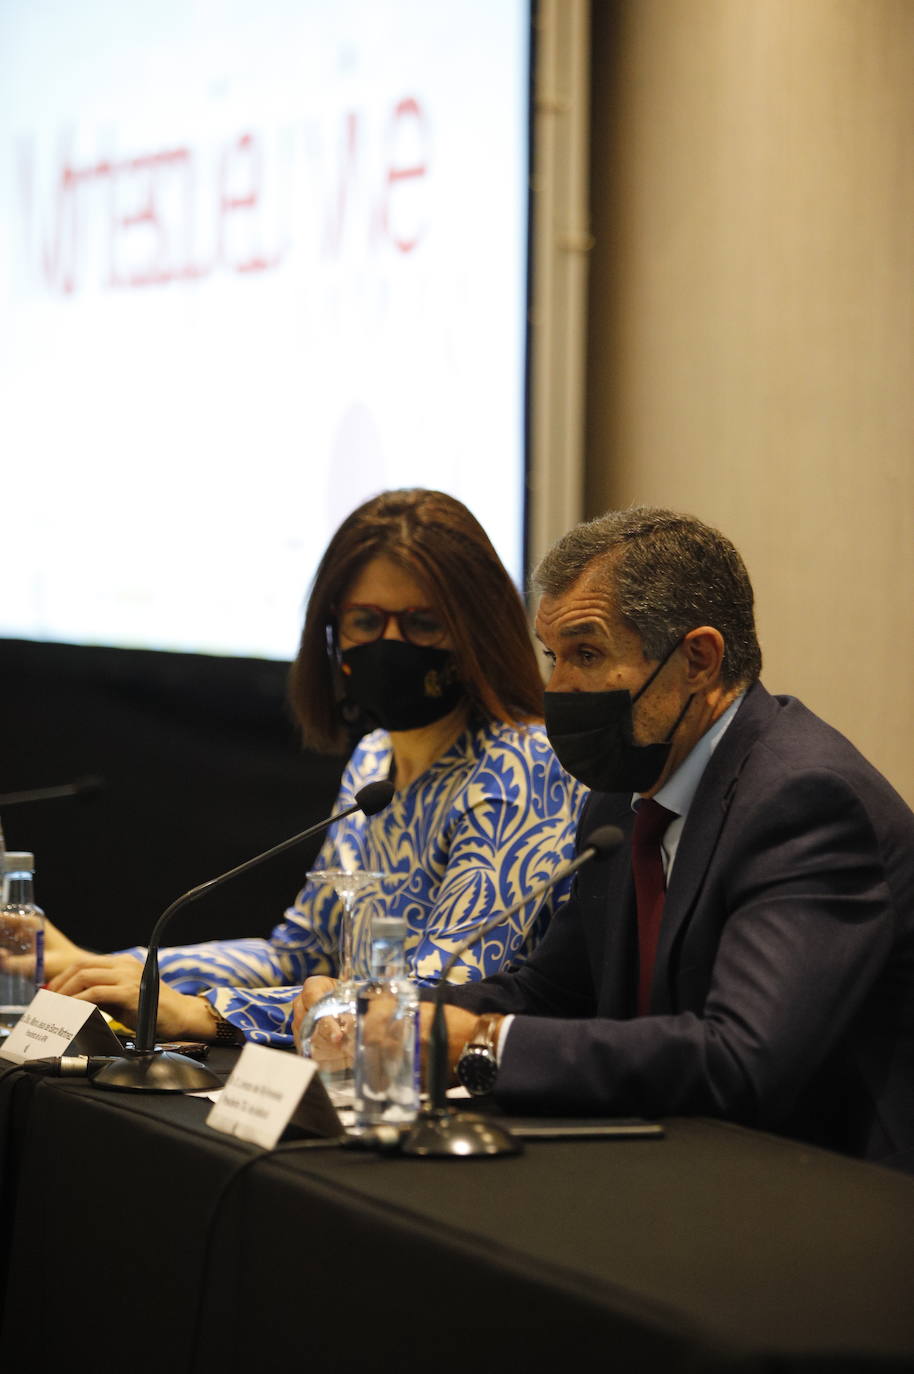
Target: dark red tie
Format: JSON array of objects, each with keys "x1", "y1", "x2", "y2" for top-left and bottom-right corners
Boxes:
[{"x1": 632, "y1": 798, "x2": 676, "y2": 1015}]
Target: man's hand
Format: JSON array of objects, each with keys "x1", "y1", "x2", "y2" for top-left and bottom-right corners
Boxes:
[
  {"x1": 292, "y1": 976, "x2": 357, "y2": 1077},
  {"x1": 48, "y1": 954, "x2": 216, "y2": 1040},
  {"x1": 292, "y1": 975, "x2": 338, "y2": 1050},
  {"x1": 418, "y1": 1002, "x2": 494, "y2": 1087},
  {"x1": 352, "y1": 991, "x2": 414, "y2": 1097}
]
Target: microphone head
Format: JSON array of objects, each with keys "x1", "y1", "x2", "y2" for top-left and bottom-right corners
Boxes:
[
  {"x1": 355, "y1": 779, "x2": 396, "y2": 816},
  {"x1": 584, "y1": 824, "x2": 625, "y2": 860}
]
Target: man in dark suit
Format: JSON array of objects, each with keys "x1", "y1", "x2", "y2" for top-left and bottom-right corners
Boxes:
[{"x1": 431, "y1": 507, "x2": 914, "y2": 1172}]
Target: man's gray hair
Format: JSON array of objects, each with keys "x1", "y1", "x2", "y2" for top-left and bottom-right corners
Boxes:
[{"x1": 533, "y1": 506, "x2": 762, "y2": 688}]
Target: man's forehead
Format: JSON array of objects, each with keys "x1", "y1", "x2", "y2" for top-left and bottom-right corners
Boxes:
[
  {"x1": 536, "y1": 609, "x2": 610, "y2": 639},
  {"x1": 535, "y1": 571, "x2": 618, "y2": 637}
]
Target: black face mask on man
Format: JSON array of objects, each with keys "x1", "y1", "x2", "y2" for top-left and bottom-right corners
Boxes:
[
  {"x1": 544, "y1": 643, "x2": 692, "y2": 794},
  {"x1": 340, "y1": 639, "x2": 465, "y2": 733}
]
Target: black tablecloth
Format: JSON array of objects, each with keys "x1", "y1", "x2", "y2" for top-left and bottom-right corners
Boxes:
[{"x1": 1, "y1": 1053, "x2": 913, "y2": 1373}]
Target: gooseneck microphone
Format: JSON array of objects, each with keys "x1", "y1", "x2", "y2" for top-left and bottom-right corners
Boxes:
[
  {"x1": 0, "y1": 775, "x2": 104, "y2": 806},
  {"x1": 401, "y1": 824, "x2": 624, "y2": 1158},
  {"x1": 92, "y1": 779, "x2": 395, "y2": 1093}
]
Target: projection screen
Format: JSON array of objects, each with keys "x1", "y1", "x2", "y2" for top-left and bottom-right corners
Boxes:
[{"x1": 0, "y1": 0, "x2": 531, "y2": 660}]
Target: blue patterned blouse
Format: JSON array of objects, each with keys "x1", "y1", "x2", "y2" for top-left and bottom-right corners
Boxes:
[{"x1": 135, "y1": 719, "x2": 586, "y2": 1045}]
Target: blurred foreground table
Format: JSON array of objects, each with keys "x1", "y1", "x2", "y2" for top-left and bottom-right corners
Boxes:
[{"x1": 1, "y1": 1050, "x2": 912, "y2": 1372}]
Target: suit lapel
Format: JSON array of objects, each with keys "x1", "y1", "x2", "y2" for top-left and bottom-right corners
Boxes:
[{"x1": 651, "y1": 683, "x2": 779, "y2": 1008}]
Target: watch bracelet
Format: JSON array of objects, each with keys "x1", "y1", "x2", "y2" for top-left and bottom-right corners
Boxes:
[{"x1": 196, "y1": 993, "x2": 244, "y2": 1045}]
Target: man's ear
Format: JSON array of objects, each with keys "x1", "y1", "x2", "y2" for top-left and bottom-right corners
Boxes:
[{"x1": 681, "y1": 626, "x2": 725, "y2": 688}]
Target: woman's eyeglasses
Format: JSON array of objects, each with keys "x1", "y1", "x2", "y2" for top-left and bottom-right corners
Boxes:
[{"x1": 337, "y1": 603, "x2": 447, "y2": 647}]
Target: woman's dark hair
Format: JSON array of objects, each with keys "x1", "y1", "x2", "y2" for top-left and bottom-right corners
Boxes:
[{"x1": 289, "y1": 489, "x2": 544, "y2": 751}]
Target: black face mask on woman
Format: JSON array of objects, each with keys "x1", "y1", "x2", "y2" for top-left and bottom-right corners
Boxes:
[
  {"x1": 340, "y1": 639, "x2": 465, "y2": 733},
  {"x1": 544, "y1": 644, "x2": 691, "y2": 794}
]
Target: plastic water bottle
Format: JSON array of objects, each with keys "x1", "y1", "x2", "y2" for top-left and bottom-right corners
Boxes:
[
  {"x1": 0, "y1": 852, "x2": 46, "y2": 1036},
  {"x1": 353, "y1": 915, "x2": 419, "y2": 1130}
]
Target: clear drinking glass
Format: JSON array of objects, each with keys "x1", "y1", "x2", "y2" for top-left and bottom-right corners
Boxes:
[{"x1": 298, "y1": 868, "x2": 386, "y2": 1105}]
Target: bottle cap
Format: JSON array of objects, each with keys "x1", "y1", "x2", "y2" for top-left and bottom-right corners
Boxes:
[{"x1": 4, "y1": 851, "x2": 34, "y2": 873}]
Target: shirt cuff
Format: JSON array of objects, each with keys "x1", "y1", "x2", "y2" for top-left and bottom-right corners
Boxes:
[{"x1": 496, "y1": 1014, "x2": 514, "y2": 1064}]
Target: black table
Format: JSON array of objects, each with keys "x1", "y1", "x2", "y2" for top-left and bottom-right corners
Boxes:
[{"x1": 1, "y1": 1052, "x2": 913, "y2": 1373}]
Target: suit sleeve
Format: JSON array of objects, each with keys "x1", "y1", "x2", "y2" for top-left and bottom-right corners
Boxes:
[
  {"x1": 492, "y1": 768, "x2": 898, "y2": 1127},
  {"x1": 440, "y1": 881, "x2": 597, "y2": 1018}
]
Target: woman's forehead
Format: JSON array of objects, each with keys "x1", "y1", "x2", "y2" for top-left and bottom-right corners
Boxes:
[{"x1": 344, "y1": 554, "x2": 432, "y2": 606}]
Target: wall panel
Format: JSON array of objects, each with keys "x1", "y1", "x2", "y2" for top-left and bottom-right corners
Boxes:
[{"x1": 586, "y1": 0, "x2": 914, "y2": 802}]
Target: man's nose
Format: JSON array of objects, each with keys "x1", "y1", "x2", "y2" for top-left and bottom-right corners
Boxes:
[{"x1": 546, "y1": 659, "x2": 570, "y2": 690}]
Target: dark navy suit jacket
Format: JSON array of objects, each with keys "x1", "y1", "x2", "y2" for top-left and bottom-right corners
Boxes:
[{"x1": 448, "y1": 683, "x2": 914, "y2": 1171}]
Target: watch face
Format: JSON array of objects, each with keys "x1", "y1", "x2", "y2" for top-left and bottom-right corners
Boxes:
[{"x1": 457, "y1": 1044, "x2": 498, "y2": 1096}]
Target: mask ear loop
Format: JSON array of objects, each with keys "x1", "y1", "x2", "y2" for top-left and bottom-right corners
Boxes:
[
  {"x1": 663, "y1": 690, "x2": 693, "y2": 743},
  {"x1": 630, "y1": 637, "x2": 694, "y2": 743},
  {"x1": 631, "y1": 637, "x2": 681, "y2": 704}
]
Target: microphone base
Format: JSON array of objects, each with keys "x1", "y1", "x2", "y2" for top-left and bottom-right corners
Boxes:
[
  {"x1": 400, "y1": 1106, "x2": 521, "y2": 1158},
  {"x1": 91, "y1": 1048, "x2": 222, "y2": 1093}
]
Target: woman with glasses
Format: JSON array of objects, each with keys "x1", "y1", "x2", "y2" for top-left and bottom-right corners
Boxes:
[{"x1": 46, "y1": 489, "x2": 586, "y2": 1045}]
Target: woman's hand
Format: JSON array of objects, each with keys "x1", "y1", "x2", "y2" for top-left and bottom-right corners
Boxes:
[
  {"x1": 36, "y1": 917, "x2": 91, "y2": 980},
  {"x1": 48, "y1": 954, "x2": 216, "y2": 1040}
]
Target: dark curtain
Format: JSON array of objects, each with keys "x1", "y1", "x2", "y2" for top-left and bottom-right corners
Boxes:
[{"x1": 0, "y1": 639, "x2": 345, "y2": 952}]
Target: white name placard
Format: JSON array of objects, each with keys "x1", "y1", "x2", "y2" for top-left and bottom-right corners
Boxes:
[
  {"x1": 206, "y1": 1042, "x2": 336, "y2": 1150},
  {"x1": 0, "y1": 988, "x2": 122, "y2": 1063}
]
